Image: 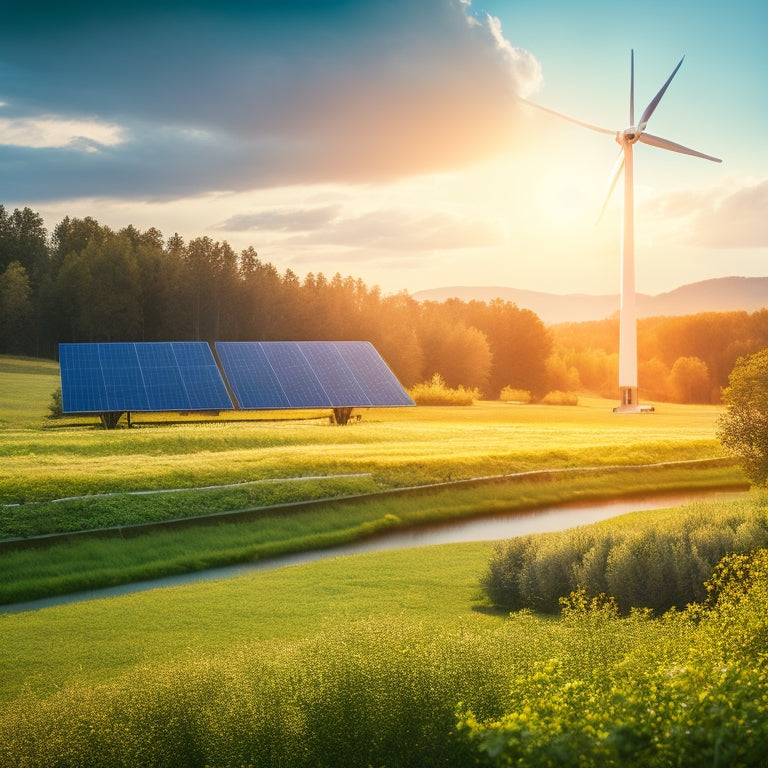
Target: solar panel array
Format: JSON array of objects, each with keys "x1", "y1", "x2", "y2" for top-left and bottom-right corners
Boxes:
[
  {"x1": 59, "y1": 342, "x2": 234, "y2": 413},
  {"x1": 59, "y1": 340, "x2": 414, "y2": 415},
  {"x1": 215, "y1": 341, "x2": 415, "y2": 409}
]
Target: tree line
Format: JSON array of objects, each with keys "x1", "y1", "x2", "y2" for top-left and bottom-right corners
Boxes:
[
  {"x1": 550, "y1": 310, "x2": 768, "y2": 404},
  {"x1": 0, "y1": 206, "x2": 549, "y2": 396},
  {"x1": 1, "y1": 204, "x2": 765, "y2": 403}
]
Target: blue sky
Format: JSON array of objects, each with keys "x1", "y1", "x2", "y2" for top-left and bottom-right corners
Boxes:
[{"x1": 1, "y1": 0, "x2": 765, "y2": 296}]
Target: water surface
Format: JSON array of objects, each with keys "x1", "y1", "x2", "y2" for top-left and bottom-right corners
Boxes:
[{"x1": 2, "y1": 490, "x2": 742, "y2": 614}]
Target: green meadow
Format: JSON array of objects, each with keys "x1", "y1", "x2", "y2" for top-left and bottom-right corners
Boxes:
[
  {"x1": 0, "y1": 355, "x2": 747, "y2": 603},
  {"x1": 2, "y1": 356, "x2": 767, "y2": 766}
]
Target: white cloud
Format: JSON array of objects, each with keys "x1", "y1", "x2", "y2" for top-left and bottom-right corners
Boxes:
[
  {"x1": 218, "y1": 206, "x2": 341, "y2": 233},
  {"x1": 284, "y1": 208, "x2": 505, "y2": 251},
  {"x1": 485, "y1": 14, "x2": 542, "y2": 98},
  {"x1": 0, "y1": 114, "x2": 124, "y2": 150},
  {"x1": 643, "y1": 178, "x2": 768, "y2": 249},
  {"x1": 687, "y1": 180, "x2": 768, "y2": 248}
]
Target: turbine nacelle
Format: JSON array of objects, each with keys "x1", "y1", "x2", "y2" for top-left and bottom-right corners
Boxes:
[{"x1": 616, "y1": 123, "x2": 647, "y2": 145}]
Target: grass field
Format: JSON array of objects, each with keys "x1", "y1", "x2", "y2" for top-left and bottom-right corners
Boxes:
[
  {"x1": 0, "y1": 352, "x2": 746, "y2": 608},
  {"x1": 1, "y1": 353, "x2": 732, "y2": 506},
  {"x1": 0, "y1": 355, "x2": 748, "y2": 604},
  {"x1": 2, "y1": 495, "x2": 761, "y2": 703},
  {"x1": 1, "y1": 355, "x2": 766, "y2": 766}
]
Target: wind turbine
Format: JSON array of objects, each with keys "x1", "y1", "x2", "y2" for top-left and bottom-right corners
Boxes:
[{"x1": 521, "y1": 51, "x2": 721, "y2": 412}]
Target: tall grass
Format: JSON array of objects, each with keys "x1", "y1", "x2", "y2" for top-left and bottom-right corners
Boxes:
[
  {"x1": 0, "y1": 473, "x2": 380, "y2": 538},
  {"x1": 483, "y1": 489, "x2": 768, "y2": 614}
]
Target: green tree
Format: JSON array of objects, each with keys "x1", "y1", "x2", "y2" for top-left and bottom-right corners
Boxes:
[
  {"x1": 717, "y1": 348, "x2": 768, "y2": 486},
  {"x1": 51, "y1": 216, "x2": 108, "y2": 265},
  {"x1": 470, "y1": 299, "x2": 552, "y2": 397},
  {"x1": 670, "y1": 355, "x2": 711, "y2": 403},
  {"x1": 0, "y1": 261, "x2": 33, "y2": 353},
  {"x1": 0, "y1": 206, "x2": 49, "y2": 281},
  {"x1": 418, "y1": 317, "x2": 491, "y2": 392}
]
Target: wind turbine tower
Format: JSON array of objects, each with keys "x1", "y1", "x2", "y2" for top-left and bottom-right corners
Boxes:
[{"x1": 523, "y1": 51, "x2": 721, "y2": 412}]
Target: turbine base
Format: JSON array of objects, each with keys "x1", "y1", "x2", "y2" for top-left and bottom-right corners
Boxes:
[{"x1": 613, "y1": 386, "x2": 654, "y2": 413}]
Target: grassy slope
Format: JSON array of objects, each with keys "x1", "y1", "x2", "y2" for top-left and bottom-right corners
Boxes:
[{"x1": 0, "y1": 356, "x2": 60, "y2": 430}]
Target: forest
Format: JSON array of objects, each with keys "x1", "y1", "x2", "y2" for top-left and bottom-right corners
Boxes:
[{"x1": 1, "y1": 204, "x2": 766, "y2": 403}]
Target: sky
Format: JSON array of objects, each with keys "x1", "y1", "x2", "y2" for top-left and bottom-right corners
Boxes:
[{"x1": 1, "y1": 0, "x2": 766, "y2": 297}]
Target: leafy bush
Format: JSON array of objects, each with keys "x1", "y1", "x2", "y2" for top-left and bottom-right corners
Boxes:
[
  {"x1": 717, "y1": 347, "x2": 768, "y2": 486},
  {"x1": 408, "y1": 373, "x2": 479, "y2": 406},
  {"x1": 46, "y1": 386, "x2": 62, "y2": 418},
  {"x1": 539, "y1": 390, "x2": 579, "y2": 406},
  {"x1": 460, "y1": 550, "x2": 768, "y2": 767},
  {"x1": 499, "y1": 387, "x2": 531, "y2": 403},
  {"x1": 483, "y1": 494, "x2": 768, "y2": 614}
]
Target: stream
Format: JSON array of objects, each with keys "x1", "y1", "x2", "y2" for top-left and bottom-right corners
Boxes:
[{"x1": 1, "y1": 489, "x2": 743, "y2": 614}]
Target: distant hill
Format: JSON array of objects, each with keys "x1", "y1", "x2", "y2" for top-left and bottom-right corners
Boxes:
[{"x1": 412, "y1": 277, "x2": 768, "y2": 325}]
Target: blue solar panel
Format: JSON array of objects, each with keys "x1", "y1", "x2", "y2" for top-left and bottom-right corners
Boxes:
[
  {"x1": 299, "y1": 342, "x2": 372, "y2": 406},
  {"x1": 336, "y1": 342, "x2": 415, "y2": 407},
  {"x1": 59, "y1": 343, "x2": 109, "y2": 413},
  {"x1": 136, "y1": 343, "x2": 188, "y2": 411},
  {"x1": 262, "y1": 343, "x2": 332, "y2": 408},
  {"x1": 98, "y1": 343, "x2": 151, "y2": 411},
  {"x1": 214, "y1": 342, "x2": 291, "y2": 409},
  {"x1": 215, "y1": 341, "x2": 414, "y2": 410},
  {"x1": 59, "y1": 342, "x2": 234, "y2": 413}
]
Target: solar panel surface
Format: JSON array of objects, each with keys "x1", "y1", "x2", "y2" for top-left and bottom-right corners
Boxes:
[
  {"x1": 59, "y1": 342, "x2": 234, "y2": 413},
  {"x1": 215, "y1": 341, "x2": 414, "y2": 410}
]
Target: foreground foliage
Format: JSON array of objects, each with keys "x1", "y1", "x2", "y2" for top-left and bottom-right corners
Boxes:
[
  {"x1": 461, "y1": 548, "x2": 768, "y2": 767},
  {"x1": 483, "y1": 491, "x2": 768, "y2": 614},
  {"x1": 3, "y1": 545, "x2": 768, "y2": 767}
]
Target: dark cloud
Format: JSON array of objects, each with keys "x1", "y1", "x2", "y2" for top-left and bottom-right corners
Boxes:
[{"x1": 0, "y1": 1, "x2": 540, "y2": 201}]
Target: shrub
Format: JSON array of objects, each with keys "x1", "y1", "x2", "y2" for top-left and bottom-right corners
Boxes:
[
  {"x1": 499, "y1": 387, "x2": 531, "y2": 403},
  {"x1": 483, "y1": 495, "x2": 768, "y2": 614},
  {"x1": 408, "y1": 373, "x2": 479, "y2": 406},
  {"x1": 460, "y1": 550, "x2": 768, "y2": 767},
  {"x1": 47, "y1": 387, "x2": 62, "y2": 419},
  {"x1": 539, "y1": 390, "x2": 579, "y2": 406}
]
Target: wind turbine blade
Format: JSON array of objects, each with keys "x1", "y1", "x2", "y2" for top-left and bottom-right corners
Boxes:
[
  {"x1": 639, "y1": 133, "x2": 722, "y2": 163},
  {"x1": 638, "y1": 55, "x2": 684, "y2": 126},
  {"x1": 597, "y1": 149, "x2": 625, "y2": 224},
  {"x1": 629, "y1": 49, "x2": 635, "y2": 126},
  {"x1": 516, "y1": 96, "x2": 615, "y2": 135}
]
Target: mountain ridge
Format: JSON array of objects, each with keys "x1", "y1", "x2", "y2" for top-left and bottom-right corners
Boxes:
[{"x1": 411, "y1": 276, "x2": 768, "y2": 325}]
